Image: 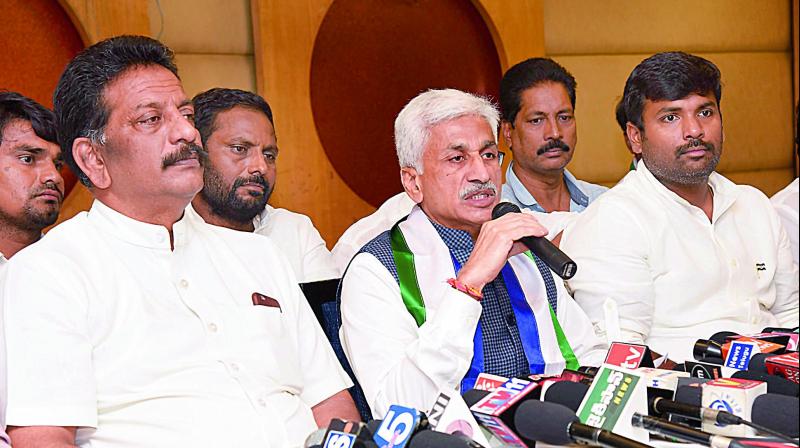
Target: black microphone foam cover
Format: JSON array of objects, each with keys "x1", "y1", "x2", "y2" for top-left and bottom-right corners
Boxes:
[
  {"x1": 747, "y1": 353, "x2": 770, "y2": 373},
  {"x1": 365, "y1": 419, "x2": 382, "y2": 436},
  {"x1": 751, "y1": 394, "x2": 799, "y2": 437},
  {"x1": 407, "y1": 430, "x2": 470, "y2": 448},
  {"x1": 491, "y1": 201, "x2": 520, "y2": 220},
  {"x1": 731, "y1": 370, "x2": 800, "y2": 397},
  {"x1": 462, "y1": 389, "x2": 490, "y2": 408},
  {"x1": 674, "y1": 385, "x2": 702, "y2": 407},
  {"x1": 514, "y1": 400, "x2": 577, "y2": 445},
  {"x1": 709, "y1": 331, "x2": 739, "y2": 345},
  {"x1": 544, "y1": 380, "x2": 589, "y2": 412}
]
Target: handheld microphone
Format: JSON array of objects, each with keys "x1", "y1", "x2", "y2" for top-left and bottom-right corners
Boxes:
[
  {"x1": 513, "y1": 400, "x2": 654, "y2": 448},
  {"x1": 491, "y1": 202, "x2": 577, "y2": 279},
  {"x1": 631, "y1": 413, "x2": 734, "y2": 448},
  {"x1": 751, "y1": 394, "x2": 799, "y2": 438}
]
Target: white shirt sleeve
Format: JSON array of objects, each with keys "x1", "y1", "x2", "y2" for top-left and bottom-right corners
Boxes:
[
  {"x1": 561, "y1": 201, "x2": 655, "y2": 347},
  {"x1": 554, "y1": 282, "x2": 608, "y2": 367},
  {"x1": 339, "y1": 253, "x2": 482, "y2": 417},
  {"x1": 766, "y1": 208, "x2": 800, "y2": 328},
  {"x1": 291, "y1": 280, "x2": 354, "y2": 407},
  {"x1": 295, "y1": 215, "x2": 341, "y2": 282},
  {"x1": 2, "y1": 253, "x2": 97, "y2": 427}
]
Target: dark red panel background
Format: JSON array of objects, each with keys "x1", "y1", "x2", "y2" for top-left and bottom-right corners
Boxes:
[
  {"x1": 310, "y1": 0, "x2": 502, "y2": 208},
  {"x1": 1, "y1": 0, "x2": 85, "y2": 195}
]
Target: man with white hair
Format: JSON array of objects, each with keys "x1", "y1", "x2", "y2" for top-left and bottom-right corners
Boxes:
[{"x1": 339, "y1": 89, "x2": 606, "y2": 416}]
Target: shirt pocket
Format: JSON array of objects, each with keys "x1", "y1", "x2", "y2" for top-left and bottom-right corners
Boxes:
[{"x1": 235, "y1": 304, "x2": 301, "y2": 383}]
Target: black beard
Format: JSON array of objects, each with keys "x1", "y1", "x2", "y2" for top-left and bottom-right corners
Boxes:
[{"x1": 200, "y1": 166, "x2": 272, "y2": 225}]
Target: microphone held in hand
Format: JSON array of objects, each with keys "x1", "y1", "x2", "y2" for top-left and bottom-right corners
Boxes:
[{"x1": 491, "y1": 202, "x2": 577, "y2": 279}]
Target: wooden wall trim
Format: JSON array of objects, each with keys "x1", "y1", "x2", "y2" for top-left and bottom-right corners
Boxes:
[{"x1": 251, "y1": 0, "x2": 544, "y2": 245}]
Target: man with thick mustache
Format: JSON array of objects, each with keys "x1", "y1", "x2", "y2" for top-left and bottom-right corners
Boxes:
[
  {"x1": 190, "y1": 88, "x2": 339, "y2": 283},
  {"x1": 0, "y1": 91, "x2": 65, "y2": 448},
  {"x1": 500, "y1": 58, "x2": 607, "y2": 213},
  {"x1": 561, "y1": 52, "x2": 799, "y2": 362},
  {"x1": 339, "y1": 89, "x2": 606, "y2": 416},
  {"x1": 2, "y1": 36, "x2": 355, "y2": 448}
]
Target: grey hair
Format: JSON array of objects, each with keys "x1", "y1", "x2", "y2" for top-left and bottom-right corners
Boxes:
[{"x1": 394, "y1": 88, "x2": 499, "y2": 173}]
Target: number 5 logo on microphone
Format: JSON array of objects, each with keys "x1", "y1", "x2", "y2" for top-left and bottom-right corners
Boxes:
[
  {"x1": 373, "y1": 405, "x2": 419, "y2": 448},
  {"x1": 323, "y1": 431, "x2": 357, "y2": 448}
]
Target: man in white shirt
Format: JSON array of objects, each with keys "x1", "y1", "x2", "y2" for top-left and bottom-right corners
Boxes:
[
  {"x1": 2, "y1": 35, "x2": 357, "y2": 448},
  {"x1": 0, "y1": 91, "x2": 65, "y2": 448},
  {"x1": 561, "y1": 52, "x2": 799, "y2": 363},
  {"x1": 191, "y1": 88, "x2": 339, "y2": 282},
  {"x1": 771, "y1": 178, "x2": 799, "y2": 265},
  {"x1": 339, "y1": 89, "x2": 606, "y2": 417}
]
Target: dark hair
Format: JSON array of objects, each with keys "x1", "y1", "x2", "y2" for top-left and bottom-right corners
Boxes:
[
  {"x1": 622, "y1": 51, "x2": 722, "y2": 131},
  {"x1": 53, "y1": 35, "x2": 179, "y2": 187},
  {"x1": 0, "y1": 91, "x2": 57, "y2": 146},
  {"x1": 192, "y1": 88, "x2": 274, "y2": 146},
  {"x1": 499, "y1": 57, "x2": 577, "y2": 125},
  {"x1": 614, "y1": 99, "x2": 627, "y2": 133}
]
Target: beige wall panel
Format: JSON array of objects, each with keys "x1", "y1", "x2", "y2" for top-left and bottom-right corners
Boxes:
[
  {"x1": 544, "y1": 0, "x2": 791, "y2": 55},
  {"x1": 147, "y1": 0, "x2": 252, "y2": 54},
  {"x1": 61, "y1": 0, "x2": 150, "y2": 44},
  {"x1": 252, "y1": 0, "x2": 544, "y2": 244},
  {"x1": 723, "y1": 168, "x2": 795, "y2": 196},
  {"x1": 553, "y1": 52, "x2": 794, "y2": 187},
  {"x1": 173, "y1": 53, "x2": 256, "y2": 98}
]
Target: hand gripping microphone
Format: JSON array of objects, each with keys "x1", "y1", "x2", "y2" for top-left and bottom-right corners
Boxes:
[
  {"x1": 491, "y1": 202, "x2": 577, "y2": 279},
  {"x1": 513, "y1": 400, "x2": 654, "y2": 448}
]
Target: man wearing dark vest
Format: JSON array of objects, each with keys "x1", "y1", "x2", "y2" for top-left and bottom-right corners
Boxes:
[{"x1": 339, "y1": 89, "x2": 606, "y2": 417}]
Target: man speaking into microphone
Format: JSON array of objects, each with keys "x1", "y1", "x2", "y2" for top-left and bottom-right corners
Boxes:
[{"x1": 339, "y1": 89, "x2": 606, "y2": 418}]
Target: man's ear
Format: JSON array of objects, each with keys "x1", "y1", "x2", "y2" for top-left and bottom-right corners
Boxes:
[
  {"x1": 400, "y1": 167, "x2": 423, "y2": 204},
  {"x1": 73, "y1": 137, "x2": 111, "y2": 189},
  {"x1": 501, "y1": 121, "x2": 513, "y2": 150},
  {"x1": 626, "y1": 122, "x2": 644, "y2": 156}
]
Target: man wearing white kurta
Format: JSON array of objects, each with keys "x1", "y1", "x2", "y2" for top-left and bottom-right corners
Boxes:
[
  {"x1": 2, "y1": 36, "x2": 356, "y2": 448},
  {"x1": 190, "y1": 88, "x2": 339, "y2": 283},
  {"x1": 561, "y1": 52, "x2": 799, "y2": 363},
  {"x1": 339, "y1": 89, "x2": 606, "y2": 418}
]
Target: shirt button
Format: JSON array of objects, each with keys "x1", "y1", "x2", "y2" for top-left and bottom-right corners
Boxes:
[
  {"x1": 258, "y1": 398, "x2": 267, "y2": 407},
  {"x1": 230, "y1": 363, "x2": 240, "y2": 372},
  {"x1": 179, "y1": 279, "x2": 189, "y2": 288},
  {"x1": 208, "y1": 322, "x2": 218, "y2": 333}
]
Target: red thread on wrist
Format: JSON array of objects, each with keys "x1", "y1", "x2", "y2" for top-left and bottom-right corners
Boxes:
[{"x1": 447, "y1": 278, "x2": 483, "y2": 301}]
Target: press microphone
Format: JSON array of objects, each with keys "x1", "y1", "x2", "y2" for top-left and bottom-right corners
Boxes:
[
  {"x1": 407, "y1": 430, "x2": 485, "y2": 448},
  {"x1": 730, "y1": 370, "x2": 800, "y2": 396},
  {"x1": 673, "y1": 385, "x2": 799, "y2": 438},
  {"x1": 651, "y1": 396, "x2": 742, "y2": 425},
  {"x1": 632, "y1": 413, "x2": 735, "y2": 448},
  {"x1": 491, "y1": 202, "x2": 577, "y2": 279},
  {"x1": 513, "y1": 400, "x2": 654, "y2": 448},
  {"x1": 543, "y1": 380, "x2": 590, "y2": 412}
]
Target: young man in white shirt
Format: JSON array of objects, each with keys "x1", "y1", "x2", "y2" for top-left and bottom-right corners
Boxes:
[
  {"x1": 0, "y1": 91, "x2": 65, "y2": 448},
  {"x1": 190, "y1": 88, "x2": 339, "y2": 283},
  {"x1": 561, "y1": 52, "x2": 799, "y2": 363},
  {"x1": 339, "y1": 89, "x2": 606, "y2": 417},
  {"x1": 2, "y1": 36, "x2": 357, "y2": 448}
]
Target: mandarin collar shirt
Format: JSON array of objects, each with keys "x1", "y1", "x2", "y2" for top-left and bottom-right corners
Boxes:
[
  {"x1": 2, "y1": 200, "x2": 351, "y2": 448},
  {"x1": 252, "y1": 204, "x2": 340, "y2": 282},
  {"x1": 501, "y1": 161, "x2": 608, "y2": 213},
  {"x1": 561, "y1": 162, "x2": 799, "y2": 361}
]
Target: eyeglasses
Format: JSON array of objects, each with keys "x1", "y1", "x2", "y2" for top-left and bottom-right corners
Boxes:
[{"x1": 498, "y1": 151, "x2": 506, "y2": 165}]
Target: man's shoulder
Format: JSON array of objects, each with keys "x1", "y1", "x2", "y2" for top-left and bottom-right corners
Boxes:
[{"x1": 15, "y1": 212, "x2": 92, "y2": 258}]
